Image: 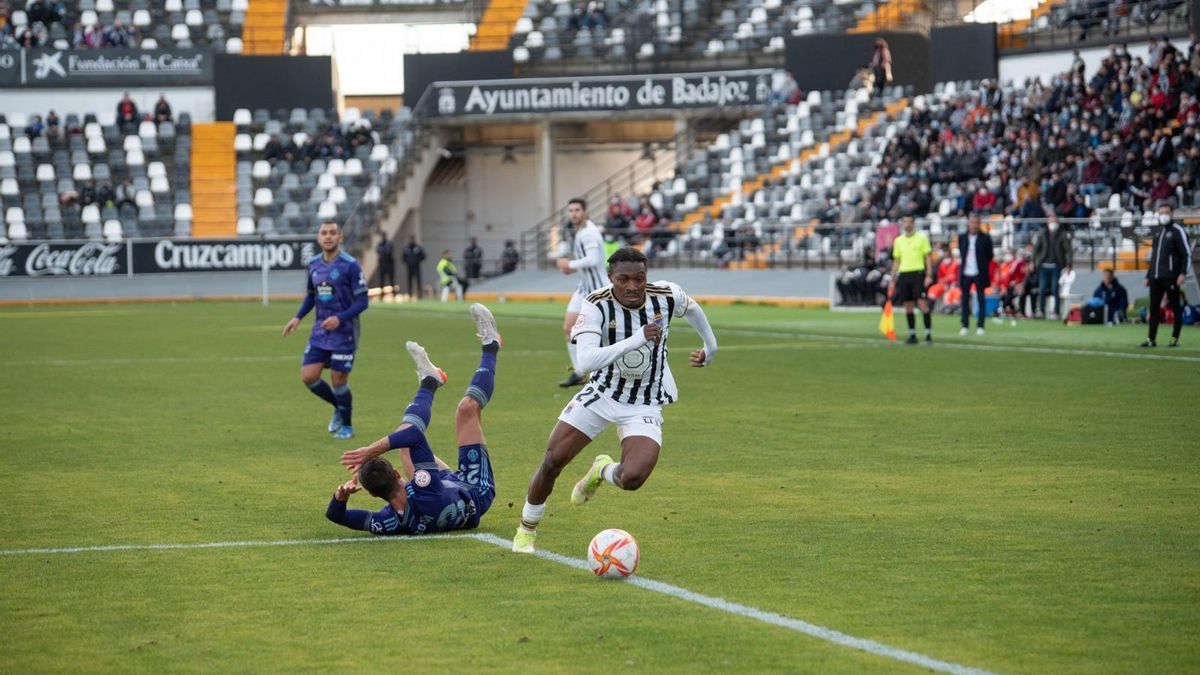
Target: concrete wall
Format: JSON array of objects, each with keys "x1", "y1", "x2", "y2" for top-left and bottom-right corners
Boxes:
[{"x1": 416, "y1": 142, "x2": 643, "y2": 281}]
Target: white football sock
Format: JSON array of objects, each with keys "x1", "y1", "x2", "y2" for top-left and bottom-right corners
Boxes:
[
  {"x1": 567, "y1": 341, "x2": 582, "y2": 376},
  {"x1": 520, "y1": 501, "x2": 546, "y2": 531},
  {"x1": 601, "y1": 462, "x2": 620, "y2": 487}
]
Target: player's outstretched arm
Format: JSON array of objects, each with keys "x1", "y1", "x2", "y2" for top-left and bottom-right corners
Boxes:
[
  {"x1": 341, "y1": 435, "x2": 392, "y2": 471},
  {"x1": 325, "y1": 478, "x2": 372, "y2": 531},
  {"x1": 683, "y1": 300, "x2": 717, "y2": 367}
]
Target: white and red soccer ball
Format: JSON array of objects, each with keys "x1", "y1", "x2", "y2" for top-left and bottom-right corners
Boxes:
[{"x1": 588, "y1": 528, "x2": 640, "y2": 578}]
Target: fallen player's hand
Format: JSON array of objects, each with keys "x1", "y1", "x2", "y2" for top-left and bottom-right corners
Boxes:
[
  {"x1": 341, "y1": 447, "x2": 373, "y2": 471},
  {"x1": 689, "y1": 348, "x2": 707, "y2": 367},
  {"x1": 321, "y1": 316, "x2": 341, "y2": 331},
  {"x1": 282, "y1": 317, "x2": 300, "y2": 336},
  {"x1": 643, "y1": 323, "x2": 662, "y2": 343},
  {"x1": 334, "y1": 478, "x2": 361, "y2": 501}
]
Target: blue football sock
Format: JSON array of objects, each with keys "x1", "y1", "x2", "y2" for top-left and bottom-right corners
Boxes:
[
  {"x1": 306, "y1": 379, "x2": 338, "y2": 407},
  {"x1": 401, "y1": 386, "x2": 435, "y2": 432},
  {"x1": 332, "y1": 384, "x2": 352, "y2": 426},
  {"x1": 465, "y1": 349, "x2": 497, "y2": 409}
]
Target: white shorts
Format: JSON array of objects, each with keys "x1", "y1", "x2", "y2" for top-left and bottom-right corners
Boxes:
[
  {"x1": 558, "y1": 386, "x2": 664, "y2": 445},
  {"x1": 566, "y1": 290, "x2": 585, "y2": 314}
]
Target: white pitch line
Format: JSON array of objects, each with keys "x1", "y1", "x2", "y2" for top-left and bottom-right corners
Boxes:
[
  {"x1": 469, "y1": 533, "x2": 995, "y2": 675},
  {"x1": 0, "y1": 533, "x2": 480, "y2": 556},
  {"x1": 0, "y1": 532, "x2": 997, "y2": 675}
]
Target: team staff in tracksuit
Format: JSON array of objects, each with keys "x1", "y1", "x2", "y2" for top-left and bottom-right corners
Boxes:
[{"x1": 1141, "y1": 199, "x2": 1194, "y2": 348}]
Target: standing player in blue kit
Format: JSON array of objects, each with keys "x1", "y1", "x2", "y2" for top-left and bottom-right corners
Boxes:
[{"x1": 283, "y1": 220, "x2": 369, "y2": 439}]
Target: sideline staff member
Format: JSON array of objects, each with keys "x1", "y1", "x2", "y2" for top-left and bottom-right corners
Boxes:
[
  {"x1": 888, "y1": 215, "x2": 934, "y2": 344},
  {"x1": 1141, "y1": 199, "x2": 1193, "y2": 348}
]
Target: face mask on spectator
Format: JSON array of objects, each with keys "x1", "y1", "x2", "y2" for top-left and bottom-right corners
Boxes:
[
  {"x1": 1157, "y1": 213, "x2": 1171, "y2": 225},
  {"x1": 1004, "y1": 253, "x2": 1015, "y2": 263},
  {"x1": 1048, "y1": 221, "x2": 1059, "y2": 233}
]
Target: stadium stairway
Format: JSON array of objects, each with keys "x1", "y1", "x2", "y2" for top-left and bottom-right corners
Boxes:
[
  {"x1": 191, "y1": 123, "x2": 238, "y2": 237},
  {"x1": 471, "y1": 0, "x2": 525, "y2": 51},
  {"x1": 244, "y1": 0, "x2": 288, "y2": 54},
  {"x1": 359, "y1": 131, "x2": 445, "y2": 281},
  {"x1": 726, "y1": 98, "x2": 910, "y2": 269}
]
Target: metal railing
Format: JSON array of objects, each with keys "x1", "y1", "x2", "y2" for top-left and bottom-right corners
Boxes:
[
  {"x1": 501, "y1": 0, "x2": 932, "y2": 76},
  {"x1": 998, "y1": 0, "x2": 1191, "y2": 53},
  {"x1": 340, "y1": 86, "x2": 438, "y2": 258}
]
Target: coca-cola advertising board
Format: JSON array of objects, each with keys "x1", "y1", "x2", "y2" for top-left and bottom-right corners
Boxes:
[
  {"x1": 0, "y1": 238, "x2": 315, "y2": 277},
  {"x1": 0, "y1": 242, "x2": 125, "y2": 277}
]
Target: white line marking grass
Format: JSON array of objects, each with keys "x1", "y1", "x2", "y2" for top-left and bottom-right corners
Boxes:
[{"x1": 1, "y1": 533, "x2": 997, "y2": 675}]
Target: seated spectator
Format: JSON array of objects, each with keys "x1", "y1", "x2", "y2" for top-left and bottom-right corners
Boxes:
[
  {"x1": 605, "y1": 194, "x2": 632, "y2": 231},
  {"x1": 1079, "y1": 151, "x2": 1106, "y2": 195},
  {"x1": 24, "y1": 115, "x2": 44, "y2": 139},
  {"x1": 154, "y1": 95, "x2": 172, "y2": 125},
  {"x1": 80, "y1": 181, "x2": 97, "y2": 207},
  {"x1": 1056, "y1": 183, "x2": 1090, "y2": 220},
  {"x1": 936, "y1": 244, "x2": 960, "y2": 289},
  {"x1": 116, "y1": 93, "x2": 139, "y2": 132},
  {"x1": 115, "y1": 177, "x2": 136, "y2": 211},
  {"x1": 1093, "y1": 269, "x2": 1129, "y2": 323},
  {"x1": 104, "y1": 20, "x2": 134, "y2": 48},
  {"x1": 45, "y1": 110, "x2": 60, "y2": 139},
  {"x1": 633, "y1": 196, "x2": 658, "y2": 236},
  {"x1": 998, "y1": 248, "x2": 1026, "y2": 319},
  {"x1": 96, "y1": 182, "x2": 115, "y2": 209},
  {"x1": 972, "y1": 185, "x2": 997, "y2": 215},
  {"x1": 500, "y1": 240, "x2": 520, "y2": 274},
  {"x1": 262, "y1": 134, "x2": 283, "y2": 164}
]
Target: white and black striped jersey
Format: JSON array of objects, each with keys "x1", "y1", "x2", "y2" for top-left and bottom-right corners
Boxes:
[
  {"x1": 571, "y1": 221, "x2": 607, "y2": 295},
  {"x1": 570, "y1": 280, "x2": 692, "y2": 406}
]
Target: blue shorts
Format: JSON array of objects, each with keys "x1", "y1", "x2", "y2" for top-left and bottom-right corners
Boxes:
[
  {"x1": 453, "y1": 444, "x2": 495, "y2": 519},
  {"x1": 302, "y1": 344, "x2": 356, "y2": 373}
]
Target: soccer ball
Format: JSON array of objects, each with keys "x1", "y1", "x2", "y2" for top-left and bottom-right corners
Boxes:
[{"x1": 588, "y1": 528, "x2": 640, "y2": 578}]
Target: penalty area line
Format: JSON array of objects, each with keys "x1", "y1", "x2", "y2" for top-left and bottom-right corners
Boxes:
[{"x1": 1, "y1": 532, "x2": 997, "y2": 675}]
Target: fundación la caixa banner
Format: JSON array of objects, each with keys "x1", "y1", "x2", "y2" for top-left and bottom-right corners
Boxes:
[
  {"x1": 0, "y1": 48, "x2": 213, "y2": 88},
  {"x1": 425, "y1": 69, "x2": 773, "y2": 119},
  {"x1": 0, "y1": 238, "x2": 316, "y2": 278}
]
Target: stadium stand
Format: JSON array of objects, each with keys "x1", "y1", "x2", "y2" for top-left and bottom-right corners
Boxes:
[
  {"x1": 548, "y1": 37, "x2": 1200, "y2": 272},
  {"x1": 0, "y1": 102, "x2": 191, "y2": 241},
  {"x1": 233, "y1": 106, "x2": 415, "y2": 244},
  {"x1": 507, "y1": 0, "x2": 922, "y2": 66},
  {"x1": 0, "y1": 0, "x2": 250, "y2": 53},
  {"x1": 1000, "y1": 0, "x2": 1191, "y2": 50}
]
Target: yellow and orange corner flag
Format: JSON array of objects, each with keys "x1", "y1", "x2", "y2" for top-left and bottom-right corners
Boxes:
[{"x1": 879, "y1": 301, "x2": 896, "y2": 341}]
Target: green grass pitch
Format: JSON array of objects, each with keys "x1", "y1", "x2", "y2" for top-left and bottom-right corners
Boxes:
[{"x1": 1, "y1": 300, "x2": 1197, "y2": 673}]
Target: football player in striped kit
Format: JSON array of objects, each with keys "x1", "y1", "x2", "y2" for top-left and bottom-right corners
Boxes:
[
  {"x1": 513, "y1": 247, "x2": 718, "y2": 553},
  {"x1": 556, "y1": 197, "x2": 607, "y2": 388}
]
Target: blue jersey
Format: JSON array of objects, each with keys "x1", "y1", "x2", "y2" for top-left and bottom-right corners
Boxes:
[
  {"x1": 324, "y1": 435, "x2": 494, "y2": 537},
  {"x1": 364, "y1": 470, "x2": 480, "y2": 536},
  {"x1": 304, "y1": 251, "x2": 367, "y2": 352}
]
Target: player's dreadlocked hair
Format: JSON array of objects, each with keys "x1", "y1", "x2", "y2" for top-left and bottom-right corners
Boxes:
[
  {"x1": 607, "y1": 246, "x2": 648, "y2": 271},
  {"x1": 358, "y1": 457, "x2": 400, "y2": 500}
]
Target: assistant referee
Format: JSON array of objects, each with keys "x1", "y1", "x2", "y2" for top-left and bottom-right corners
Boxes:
[{"x1": 888, "y1": 215, "x2": 934, "y2": 344}]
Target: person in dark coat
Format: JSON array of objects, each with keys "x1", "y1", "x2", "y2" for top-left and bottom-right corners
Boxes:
[
  {"x1": 958, "y1": 213, "x2": 995, "y2": 335},
  {"x1": 376, "y1": 232, "x2": 395, "y2": 290},
  {"x1": 402, "y1": 236, "x2": 427, "y2": 299}
]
